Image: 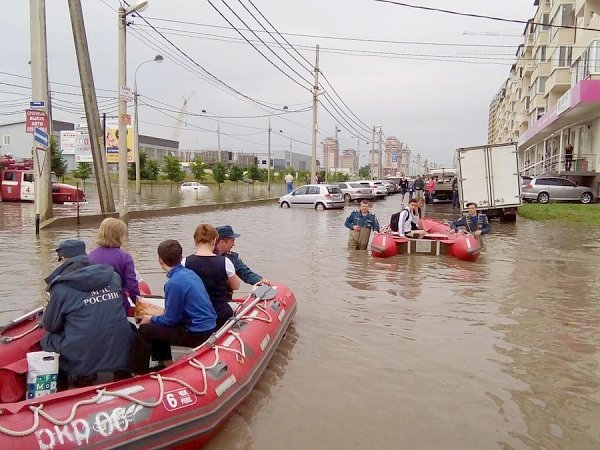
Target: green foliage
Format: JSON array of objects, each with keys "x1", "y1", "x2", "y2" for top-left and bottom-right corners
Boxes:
[
  {"x1": 72, "y1": 162, "x2": 92, "y2": 181},
  {"x1": 359, "y1": 165, "x2": 370, "y2": 179},
  {"x1": 229, "y1": 165, "x2": 244, "y2": 183},
  {"x1": 330, "y1": 172, "x2": 349, "y2": 182},
  {"x1": 50, "y1": 137, "x2": 67, "y2": 179},
  {"x1": 190, "y1": 159, "x2": 206, "y2": 182},
  {"x1": 162, "y1": 155, "x2": 185, "y2": 184},
  {"x1": 518, "y1": 203, "x2": 600, "y2": 224},
  {"x1": 212, "y1": 162, "x2": 227, "y2": 187},
  {"x1": 247, "y1": 165, "x2": 262, "y2": 182},
  {"x1": 144, "y1": 160, "x2": 159, "y2": 181},
  {"x1": 128, "y1": 150, "x2": 147, "y2": 180}
]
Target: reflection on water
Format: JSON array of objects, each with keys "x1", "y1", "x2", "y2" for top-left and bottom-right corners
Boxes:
[{"x1": 1, "y1": 191, "x2": 600, "y2": 449}]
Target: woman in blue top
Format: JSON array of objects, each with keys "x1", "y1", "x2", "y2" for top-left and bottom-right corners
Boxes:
[{"x1": 130, "y1": 240, "x2": 217, "y2": 374}]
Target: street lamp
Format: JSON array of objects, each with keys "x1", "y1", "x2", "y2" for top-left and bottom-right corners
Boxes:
[
  {"x1": 134, "y1": 54, "x2": 163, "y2": 195},
  {"x1": 118, "y1": 0, "x2": 149, "y2": 221},
  {"x1": 267, "y1": 106, "x2": 287, "y2": 195}
]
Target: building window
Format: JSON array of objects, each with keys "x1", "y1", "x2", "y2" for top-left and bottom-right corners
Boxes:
[
  {"x1": 535, "y1": 45, "x2": 547, "y2": 62},
  {"x1": 2, "y1": 135, "x2": 10, "y2": 146},
  {"x1": 542, "y1": 13, "x2": 550, "y2": 30}
]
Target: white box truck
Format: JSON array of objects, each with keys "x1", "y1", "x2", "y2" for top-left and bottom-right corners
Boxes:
[{"x1": 455, "y1": 142, "x2": 522, "y2": 222}]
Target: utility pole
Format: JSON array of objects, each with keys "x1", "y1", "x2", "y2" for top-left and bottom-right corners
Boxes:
[
  {"x1": 30, "y1": 0, "x2": 52, "y2": 232},
  {"x1": 378, "y1": 126, "x2": 383, "y2": 179},
  {"x1": 370, "y1": 127, "x2": 376, "y2": 179},
  {"x1": 217, "y1": 120, "x2": 221, "y2": 164},
  {"x1": 267, "y1": 117, "x2": 271, "y2": 195},
  {"x1": 117, "y1": 4, "x2": 129, "y2": 222},
  {"x1": 289, "y1": 139, "x2": 292, "y2": 169},
  {"x1": 416, "y1": 153, "x2": 421, "y2": 176},
  {"x1": 310, "y1": 44, "x2": 320, "y2": 184}
]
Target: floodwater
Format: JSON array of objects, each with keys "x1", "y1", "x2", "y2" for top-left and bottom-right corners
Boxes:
[{"x1": 1, "y1": 184, "x2": 599, "y2": 450}]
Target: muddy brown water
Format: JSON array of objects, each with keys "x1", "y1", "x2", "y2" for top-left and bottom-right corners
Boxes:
[{"x1": 1, "y1": 185, "x2": 599, "y2": 449}]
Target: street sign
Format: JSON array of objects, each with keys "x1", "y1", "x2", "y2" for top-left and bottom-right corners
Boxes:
[
  {"x1": 120, "y1": 86, "x2": 133, "y2": 102},
  {"x1": 391, "y1": 151, "x2": 398, "y2": 163},
  {"x1": 35, "y1": 147, "x2": 47, "y2": 177},
  {"x1": 34, "y1": 127, "x2": 49, "y2": 147},
  {"x1": 25, "y1": 109, "x2": 48, "y2": 133},
  {"x1": 119, "y1": 113, "x2": 131, "y2": 125},
  {"x1": 30, "y1": 101, "x2": 45, "y2": 108}
]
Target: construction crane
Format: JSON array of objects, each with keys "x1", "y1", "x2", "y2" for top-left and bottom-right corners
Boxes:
[{"x1": 171, "y1": 91, "x2": 195, "y2": 143}]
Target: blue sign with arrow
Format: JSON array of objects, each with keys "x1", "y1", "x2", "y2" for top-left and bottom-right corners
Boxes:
[
  {"x1": 34, "y1": 127, "x2": 49, "y2": 147},
  {"x1": 30, "y1": 101, "x2": 45, "y2": 108}
]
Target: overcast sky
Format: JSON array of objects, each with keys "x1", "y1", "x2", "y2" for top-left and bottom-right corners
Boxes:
[{"x1": 1, "y1": 0, "x2": 535, "y2": 167}]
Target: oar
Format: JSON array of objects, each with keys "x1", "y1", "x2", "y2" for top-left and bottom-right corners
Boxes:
[
  {"x1": 0, "y1": 306, "x2": 44, "y2": 334},
  {"x1": 195, "y1": 284, "x2": 278, "y2": 351}
]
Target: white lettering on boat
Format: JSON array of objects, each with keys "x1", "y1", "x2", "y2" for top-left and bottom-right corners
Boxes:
[
  {"x1": 278, "y1": 308, "x2": 286, "y2": 322},
  {"x1": 215, "y1": 375, "x2": 237, "y2": 397},
  {"x1": 163, "y1": 388, "x2": 198, "y2": 411},
  {"x1": 35, "y1": 404, "x2": 144, "y2": 449},
  {"x1": 35, "y1": 419, "x2": 90, "y2": 450}
]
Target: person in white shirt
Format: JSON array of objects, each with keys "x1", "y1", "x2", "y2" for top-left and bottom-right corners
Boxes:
[
  {"x1": 398, "y1": 199, "x2": 427, "y2": 238},
  {"x1": 284, "y1": 173, "x2": 294, "y2": 193}
]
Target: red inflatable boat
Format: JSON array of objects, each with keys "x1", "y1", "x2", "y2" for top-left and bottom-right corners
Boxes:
[
  {"x1": 371, "y1": 218, "x2": 481, "y2": 261},
  {"x1": 0, "y1": 283, "x2": 296, "y2": 449}
]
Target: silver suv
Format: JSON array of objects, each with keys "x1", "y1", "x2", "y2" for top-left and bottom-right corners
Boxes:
[
  {"x1": 521, "y1": 176, "x2": 595, "y2": 204},
  {"x1": 279, "y1": 184, "x2": 345, "y2": 210},
  {"x1": 337, "y1": 182, "x2": 374, "y2": 203}
]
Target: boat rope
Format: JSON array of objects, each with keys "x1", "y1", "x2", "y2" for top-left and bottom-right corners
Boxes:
[
  {"x1": 0, "y1": 293, "x2": 282, "y2": 438},
  {"x1": 243, "y1": 304, "x2": 272, "y2": 323},
  {"x1": 0, "y1": 323, "x2": 41, "y2": 344}
]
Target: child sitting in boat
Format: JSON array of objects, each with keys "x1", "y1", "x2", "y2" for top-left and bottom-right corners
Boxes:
[
  {"x1": 130, "y1": 240, "x2": 217, "y2": 374},
  {"x1": 42, "y1": 239, "x2": 133, "y2": 389}
]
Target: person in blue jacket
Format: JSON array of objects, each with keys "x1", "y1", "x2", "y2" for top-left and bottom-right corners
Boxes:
[
  {"x1": 215, "y1": 225, "x2": 271, "y2": 291},
  {"x1": 131, "y1": 239, "x2": 217, "y2": 374},
  {"x1": 42, "y1": 239, "x2": 133, "y2": 389},
  {"x1": 344, "y1": 199, "x2": 380, "y2": 250},
  {"x1": 450, "y1": 202, "x2": 491, "y2": 236}
]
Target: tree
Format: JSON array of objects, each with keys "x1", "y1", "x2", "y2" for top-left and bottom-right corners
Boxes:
[
  {"x1": 190, "y1": 159, "x2": 206, "y2": 182},
  {"x1": 162, "y1": 155, "x2": 185, "y2": 186},
  {"x1": 229, "y1": 165, "x2": 244, "y2": 184},
  {"x1": 128, "y1": 149, "x2": 148, "y2": 180},
  {"x1": 145, "y1": 160, "x2": 159, "y2": 187},
  {"x1": 359, "y1": 165, "x2": 371, "y2": 179},
  {"x1": 212, "y1": 162, "x2": 227, "y2": 189},
  {"x1": 247, "y1": 165, "x2": 261, "y2": 182},
  {"x1": 49, "y1": 137, "x2": 67, "y2": 180},
  {"x1": 72, "y1": 162, "x2": 92, "y2": 191}
]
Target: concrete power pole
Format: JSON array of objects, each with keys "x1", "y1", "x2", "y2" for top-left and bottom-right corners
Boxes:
[
  {"x1": 378, "y1": 127, "x2": 383, "y2": 179},
  {"x1": 310, "y1": 44, "x2": 320, "y2": 184},
  {"x1": 30, "y1": 0, "x2": 52, "y2": 231},
  {"x1": 370, "y1": 126, "x2": 375, "y2": 179},
  {"x1": 67, "y1": 0, "x2": 114, "y2": 213}
]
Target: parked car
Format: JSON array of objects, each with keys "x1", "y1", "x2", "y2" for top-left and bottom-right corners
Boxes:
[
  {"x1": 377, "y1": 179, "x2": 397, "y2": 194},
  {"x1": 279, "y1": 184, "x2": 345, "y2": 210},
  {"x1": 181, "y1": 181, "x2": 209, "y2": 191},
  {"x1": 357, "y1": 181, "x2": 387, "y2": 199},
  {"x1": 521, "y1": 176, "x2": 595, "y2": 204},
  {"x1": 337, "y1": 182, "x2": 375, "y2": 203}
]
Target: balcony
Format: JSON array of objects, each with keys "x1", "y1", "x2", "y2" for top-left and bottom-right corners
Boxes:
[
  {"x1": 546, "y1": 67, "x2": 571, "y2": 94},
  {"x1": 550, "y1": 28, "x2": 575, "y2": 47},
  {"x1": 520, "y1": 153, "x2": 596, "y2": 176},
  {"x1": 532, "y1": 61, "x2": 551, "y2": 80},
  {"x1": 523, "y1": 61, "x2": 536, "y2": 76},
  {"x1": 571, "y1": 39, "x2": 600, "y2": 85}
]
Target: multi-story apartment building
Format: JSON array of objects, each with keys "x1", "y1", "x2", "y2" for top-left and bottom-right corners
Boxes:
[
  {"x1": 321, "y1": 137, "x2": 338, "y2": 173},
  {"x1": 488, "y1": 0, "x2": 600, "y2": 196},
  {"x1": 339, "y1": 149, "x2": 358, "y2": 174}
]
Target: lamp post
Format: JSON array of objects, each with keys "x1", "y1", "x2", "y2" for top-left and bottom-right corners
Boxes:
[
  {"x1": 267, "y1": 106, "x2": 287, "y2": 195},
  {"x1": 118, "y1": 0, "x2": 149, "y2": 221},
  {"x1": 134, "y1": 54, "x2": 163, "y2": 195}
]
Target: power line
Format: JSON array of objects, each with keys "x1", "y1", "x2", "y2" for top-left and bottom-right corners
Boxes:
[{"x1": 372, "y1": 0, "x2": 600, "y2": 32}]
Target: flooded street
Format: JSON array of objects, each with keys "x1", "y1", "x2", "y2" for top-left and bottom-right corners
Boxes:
[{"x1": 1, "y1": 186, "x2": 599, "y2": 449}]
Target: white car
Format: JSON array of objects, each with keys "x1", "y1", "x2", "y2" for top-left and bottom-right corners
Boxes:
[
  {"x1": 181, "y1": 181, "x2": 209, "y2": 191},
  {"x1": 357, "y1": 181, "x2": 387, "y2": 199},
  {"x1": 279, "y1": 184, "x2": 345, "y2": 210}
]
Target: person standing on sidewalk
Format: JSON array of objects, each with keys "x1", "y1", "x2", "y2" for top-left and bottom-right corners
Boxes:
[
  {"x1": 413, "y1": 175, "x2": 425, "y2": 200},
  {"x1": 284, "y1": 173, "x2": 294, "y2": 193}
]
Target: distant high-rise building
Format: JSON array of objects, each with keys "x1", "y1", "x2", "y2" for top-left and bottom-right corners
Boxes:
[
  {"x1": 322, "y1": 137, "x2": 338, "y2": 171},
  {"x1": 340, "y1": 149, "x2": 358, "y2": 173}
]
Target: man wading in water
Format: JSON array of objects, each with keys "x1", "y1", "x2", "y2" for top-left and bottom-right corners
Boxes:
[{"x1": 344, "y1": 200, "x2": 380, "y2": 250}]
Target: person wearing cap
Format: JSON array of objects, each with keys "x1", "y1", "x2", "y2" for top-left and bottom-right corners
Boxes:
[
  {"x1": 42, "y1": 239, "x2": 133, "y2": 388},
  {"x1": 214, "y1": 225, "x2": 271, "y2": 290}
]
